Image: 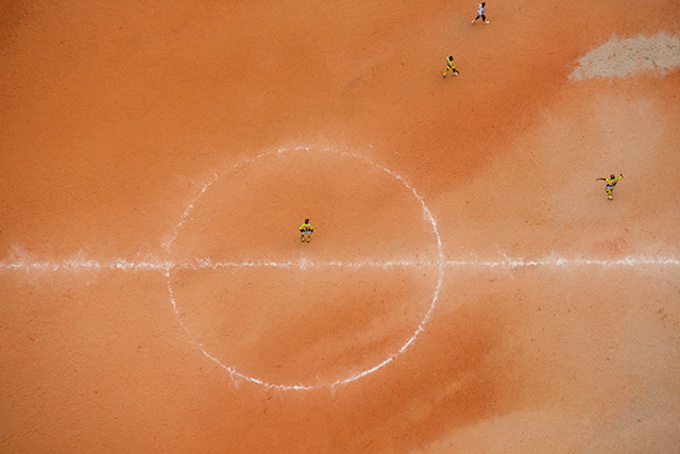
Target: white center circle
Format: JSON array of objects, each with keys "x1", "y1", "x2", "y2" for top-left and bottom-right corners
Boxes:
[{"x1": 165, "y1": 145, "x2": 445, "y2": 390}]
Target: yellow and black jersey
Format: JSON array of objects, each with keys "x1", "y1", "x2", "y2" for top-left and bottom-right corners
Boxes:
[
  {"x1": 605, "y1": 175, "x2": 623, "y2": 187},
  {"x1": 299, "y1": 223, "x2": 314, "y2": 233}
]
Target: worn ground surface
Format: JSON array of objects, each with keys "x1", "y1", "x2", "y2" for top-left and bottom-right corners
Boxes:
[{"x1": 1, "y1": 0, "x2": 679, "y2": 452}]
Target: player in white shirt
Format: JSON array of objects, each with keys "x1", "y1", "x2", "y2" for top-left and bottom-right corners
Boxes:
[{"x1": 471, "y1": 2, "x2": 490, "y2": 24}]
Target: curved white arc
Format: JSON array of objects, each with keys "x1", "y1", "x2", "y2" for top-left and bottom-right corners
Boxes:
[{"x1": 163, "y1": 145, "x2": 446, "y2": 391}]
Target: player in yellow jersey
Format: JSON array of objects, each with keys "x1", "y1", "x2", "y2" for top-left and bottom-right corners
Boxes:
[
  {"x1": 442, "y1": 55, "x2": 459, "y2": 77},
  {"x1": 299, "y1": 218, "x2": 314, "y2": 243},
  {"x1": 596, "y1": 173, "x2": 623, "y2": 200}
]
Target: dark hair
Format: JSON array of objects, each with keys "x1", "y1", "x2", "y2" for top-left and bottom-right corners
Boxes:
[
  {"x1": 305, "y1": 218, "x2": 310, "y2": 223},
  {"x1": 481, "y1": 2, "x2": 485, "y2": 6},
  {"x1": 610, "y1": 174, "x2": 615, "y2": 179}
]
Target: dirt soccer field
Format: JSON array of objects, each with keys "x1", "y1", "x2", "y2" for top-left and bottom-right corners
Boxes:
[{"x1": 1, "y1": 0, "x2": 679, "y2": 452}]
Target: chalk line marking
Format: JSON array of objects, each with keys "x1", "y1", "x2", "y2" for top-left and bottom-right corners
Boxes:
[
  {"x1": 445, "y1": 255, "x2": 680, "y2": 268},
  {"x1": 1, "y1": 255, "x2": 678, "y2": 272},
  {"x1": 163, "y1": 145, "x2": 446, "y2": 391},
  {"x1": 0, "y1": 258, "x2": 171, "y2": 272}
]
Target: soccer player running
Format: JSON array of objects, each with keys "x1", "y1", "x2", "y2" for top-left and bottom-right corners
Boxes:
[
  {"x1": 471, "y1": 2, "x2": 490, "y2": 24},
  {"x1": 442, "y1": 55, "x2": 459, "y2": 77},
  {"x1": 596, "y1": 173, "x2": 624, "y2": 200},
  {"x1": 299, "y1": 218, "x2": 314, "y2": 243}
]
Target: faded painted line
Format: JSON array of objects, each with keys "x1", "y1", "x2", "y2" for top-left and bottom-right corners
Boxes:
[
  {"x1": 1, "y1": 255, "x2": 678, "y2": 272},
  {"x1": 445, "y1": 256, "x2": 680, "y2": 268},
  {"x1": 0, "y1": 259, "x2": 171, "y2": 272}
]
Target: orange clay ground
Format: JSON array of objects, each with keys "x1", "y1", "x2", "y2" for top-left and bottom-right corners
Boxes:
[{"x1": 1, "y1": 1, "x2": 679, "y2": 452}]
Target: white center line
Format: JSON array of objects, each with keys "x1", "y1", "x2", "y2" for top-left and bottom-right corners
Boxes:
[{"x1": 1, "y1": 255, "x2": 678, "y2": 272}]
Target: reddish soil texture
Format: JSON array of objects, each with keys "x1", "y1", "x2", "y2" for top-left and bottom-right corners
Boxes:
[{"x1": 1, "y1": 0, "x2": 679, "y2": 452}]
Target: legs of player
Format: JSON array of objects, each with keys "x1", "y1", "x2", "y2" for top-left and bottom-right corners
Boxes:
[
  {"x1": 606, "y1": 187, "x2": 614, "y2": 200},
  {"x1": 443, "y1": 67, "x2": 459, "y2": 77}
]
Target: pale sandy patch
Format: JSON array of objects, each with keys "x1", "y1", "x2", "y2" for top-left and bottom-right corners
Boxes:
[{"x1": 569, "y1": 32, "x2": 680, "y2": 81}]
